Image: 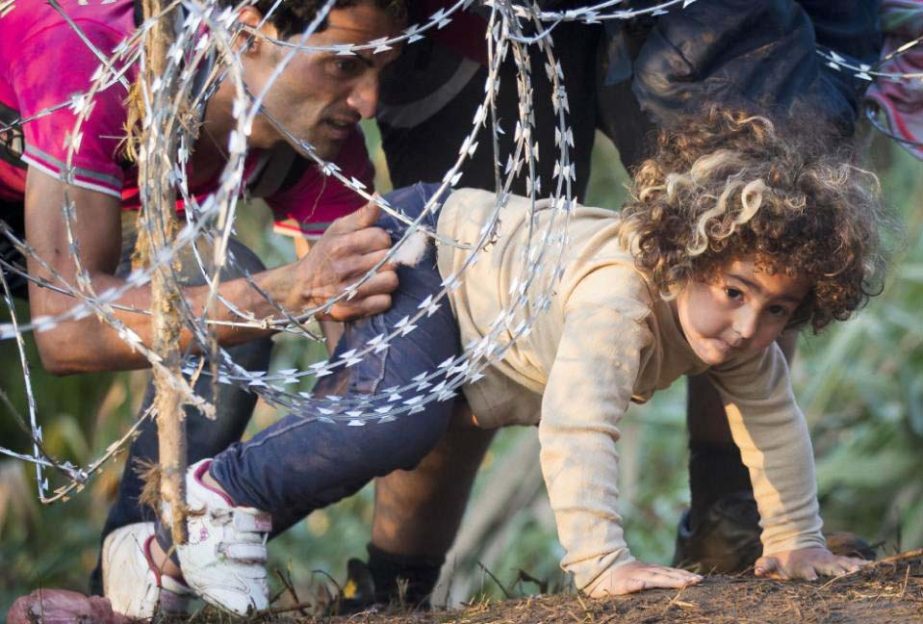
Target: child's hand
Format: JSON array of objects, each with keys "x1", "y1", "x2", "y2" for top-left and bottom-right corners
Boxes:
[
  {"x1": 754, "y1": 547, "x2": 868, "y2": 581},
  {"x1": 585, "y1": 561, "x2": 703, "y2": 597}
]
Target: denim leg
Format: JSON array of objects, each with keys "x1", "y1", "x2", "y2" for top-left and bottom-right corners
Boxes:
[
  {"x1": 210, "y1": 184, "x2": 459, "y2": 534},
  {"x1": 89, "y1": 229, "x2": 272, "y2": 594}
]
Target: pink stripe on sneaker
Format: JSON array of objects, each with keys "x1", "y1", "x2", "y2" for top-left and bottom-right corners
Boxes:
[
  {"x1": 193, "y1": 459, "x2": 235, "y2": 506},
  {"x1": 143, "y1": 534, "x2": 191, "y2": 594}
]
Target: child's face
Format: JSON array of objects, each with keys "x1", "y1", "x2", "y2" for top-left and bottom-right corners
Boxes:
[{"x1": 674, "y1": 258, "x2": 810, "y2": 365}]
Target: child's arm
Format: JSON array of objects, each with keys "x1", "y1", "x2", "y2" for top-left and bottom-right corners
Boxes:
[
  {"x1": 709, "y1": 345, "x2": 867, "y2": 580},
  {"x1": 538, "y1": 272, "x2": 700, "y2": 596}
]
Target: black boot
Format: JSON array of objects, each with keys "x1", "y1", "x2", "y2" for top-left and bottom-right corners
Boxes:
[
  {"x1": 674, "y1": 491, "x2": 877, "y2": 573},
  {"x1": 332, "y1": 544, "x2": 443, "y2": 614},
  {"x1": 673, "y1": 491, "x2": 763, "y2": 573}
]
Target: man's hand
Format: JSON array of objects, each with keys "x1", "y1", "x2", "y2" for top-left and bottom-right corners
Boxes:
[
  {"x1": 585, "y1": 560, "x2": 703, "y2": 597},
  {"x1": 281, "y1": 199, "x2": 398, "y2": 321},
  {"x1": 755, "y1": 546, "x2": 868, "y2": 581}
]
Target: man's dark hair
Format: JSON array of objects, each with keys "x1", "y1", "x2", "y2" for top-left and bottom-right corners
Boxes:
[{"x1": 225, "y1": 0, "x2": 406, "y2": 39}]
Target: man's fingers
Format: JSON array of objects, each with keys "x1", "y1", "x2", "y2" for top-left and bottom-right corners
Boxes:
[
  {"x1": 329, "y1": 198, "x2": 382, "y2": 233},
  {"x1": 337, "y1": 248, "x2": 398, "y2": 280},
  {"x1": 328, "y1": 293, "x2": 393, "y2": 321},
  {"x1": 314, "y1": 268, "x2": 397, "y2": 302},
  {"x1": 306, "y1": 243, "x2": 394, "y2": 299},
  {"x1": 351, "y1": 268, "x2": 399, "y2": 298},
  {"x1": 323, "y1": 270, "x2": 398, "y2": 321},
  {"x1": 326, "y1": 227, "x2": 391, "y2": 259}
]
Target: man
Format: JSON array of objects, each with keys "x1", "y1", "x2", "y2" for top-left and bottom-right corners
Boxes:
[{"x1": 0, "y1": 0, "x2": 405, "y2": 617}]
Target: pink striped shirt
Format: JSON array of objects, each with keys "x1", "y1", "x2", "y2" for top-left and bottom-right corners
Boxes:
[{"x1": 0, "y1": 0, "x2": 372, "y2": 238}]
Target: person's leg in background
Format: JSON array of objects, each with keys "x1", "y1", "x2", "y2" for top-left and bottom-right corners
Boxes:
[
  {"x1": 89, "y1": 215, "x2": 273, "y2": 595},
  {"x1": 344, "y1": 409, "x2": 495, "y2": 609},
  {"x1": 377, "y1": 19, "x2": 600, "y2": 199}
]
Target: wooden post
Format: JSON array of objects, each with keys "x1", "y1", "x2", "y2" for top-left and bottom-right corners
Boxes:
[{"x1": 138, "y1": 0, "x2": 188, "y2": 545}]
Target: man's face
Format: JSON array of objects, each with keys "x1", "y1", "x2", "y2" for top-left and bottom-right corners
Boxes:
[
  {"x1": 673, "y1": 258, "x2": 810, "y2": 366},
  {"x1": 245, "y1": 3, "x2": 403, "y2": 157}
]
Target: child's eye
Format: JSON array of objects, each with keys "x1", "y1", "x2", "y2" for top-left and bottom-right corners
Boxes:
[
  {"x1": 724, "y1": 287, "x2": 743, "y2": 301},
  {"x1": 767, "y1": 304, "x2": 790, "y2": 318}
]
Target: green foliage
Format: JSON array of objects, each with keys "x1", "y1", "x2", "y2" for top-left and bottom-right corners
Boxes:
[
  {"x1": 0, "y1": 324, "x2": 143, "y2": 611},
  {"x1": 800, "y1": 139, "x2": 923, "y2": 552}
]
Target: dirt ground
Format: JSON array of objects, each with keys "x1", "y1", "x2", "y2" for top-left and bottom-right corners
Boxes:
[
  {"x1": 252, "y1": 550, "x2": 923, "y2": 624},
  {"x1": 11, "y1": 551, "x2": 920, "y2": 623},
  {"x1": 9, "y1": 549, "x2": 923, "y2": 624}
]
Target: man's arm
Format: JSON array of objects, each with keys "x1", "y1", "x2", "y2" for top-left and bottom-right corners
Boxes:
[{"x1": 24, "y1": 168, "x2": 397, "y2": 374}]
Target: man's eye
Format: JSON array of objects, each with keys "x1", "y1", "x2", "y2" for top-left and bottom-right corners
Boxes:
[{"x1": 328, "y1": 58, "x2": 362, "y2": 77}]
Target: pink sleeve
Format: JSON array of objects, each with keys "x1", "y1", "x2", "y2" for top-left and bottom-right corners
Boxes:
[
  {"x1": 266, "y1": 125, "x2": 375, "y2": 239},
  {"x1": 15, "y1": 22, "x2": 134, "y2": 197}
]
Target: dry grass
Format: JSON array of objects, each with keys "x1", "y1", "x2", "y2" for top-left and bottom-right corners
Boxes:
[{"x1": 148, "y1": 550, "x2": 923, "y2": 624}]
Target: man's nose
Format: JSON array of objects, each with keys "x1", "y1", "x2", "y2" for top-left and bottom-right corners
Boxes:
[{"x1": 346, "y1": 73, "x2": 379, "y2": 119}]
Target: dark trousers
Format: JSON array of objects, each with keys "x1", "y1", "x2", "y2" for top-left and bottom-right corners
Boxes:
[{"x1": 0, "y1": 198, "x2": 29, "y2": 298}]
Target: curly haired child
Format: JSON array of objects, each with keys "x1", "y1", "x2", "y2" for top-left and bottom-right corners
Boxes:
[{"x1": 120, "y1": 107, "x2": 889, "y2": 614}]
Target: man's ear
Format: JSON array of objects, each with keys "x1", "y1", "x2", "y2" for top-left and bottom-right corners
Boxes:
[{"x1": 234, "y1": 6, "x2": 280, "y2": 55}]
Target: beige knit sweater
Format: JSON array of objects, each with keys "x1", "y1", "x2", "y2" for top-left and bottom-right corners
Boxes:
[{"x1": 435, "y1": 189, "x2": 825, "y2": 590}]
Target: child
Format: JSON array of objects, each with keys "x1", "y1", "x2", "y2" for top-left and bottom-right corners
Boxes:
[{"x1": 109, "y1": 108, "x2": 887, "y2": 615}]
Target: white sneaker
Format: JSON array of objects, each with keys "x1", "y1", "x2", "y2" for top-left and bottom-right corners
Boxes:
[
  {"x1": 173, "y1": 459, "x2": 272, "y2": 615},
  {"x1": 102, "y1": 522, "x2": 193, "y2": 618}
]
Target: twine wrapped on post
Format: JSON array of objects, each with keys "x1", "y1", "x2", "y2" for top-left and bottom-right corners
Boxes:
[{"x1": 135, "y1": 0, "x2": 188, "y2": 545}]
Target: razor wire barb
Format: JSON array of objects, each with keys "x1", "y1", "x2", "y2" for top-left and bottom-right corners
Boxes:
[{"x1": 0, "y1": 0, "x2": 921, "y2": 503}]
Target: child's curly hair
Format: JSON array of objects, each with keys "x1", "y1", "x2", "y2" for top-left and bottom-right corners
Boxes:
[{"x1": 618, "y1": 107, "x2": 891, "y2": 332}]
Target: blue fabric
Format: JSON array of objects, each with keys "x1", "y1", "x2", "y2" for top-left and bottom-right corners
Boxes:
[{"x1": 210, "y1": 183, "x2": 461, "y2": 534}]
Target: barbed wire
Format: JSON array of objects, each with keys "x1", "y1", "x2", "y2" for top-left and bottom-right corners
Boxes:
[{"x1": 1, "y1": 0, "x2": 920, "y2": 500}]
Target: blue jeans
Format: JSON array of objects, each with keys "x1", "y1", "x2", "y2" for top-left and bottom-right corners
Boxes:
[{"x1": 210, "y1": 183, "x2": 461, "y2": 533}]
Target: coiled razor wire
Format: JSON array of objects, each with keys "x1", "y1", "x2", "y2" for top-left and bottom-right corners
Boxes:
[{"x1": 0, "y1": 0, "x2": 920, "y2": 502}]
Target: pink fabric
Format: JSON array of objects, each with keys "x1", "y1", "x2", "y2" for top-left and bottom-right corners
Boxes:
[
  {"x1": 865, "y1": 0, "x2": 923, "y2": 160},
  {"x1": 266, "y1": 126, "x2": 374, "y2": 239},
  {"x1": 118, "y1": 125, "x2": 374, "y2": 238},
  {"x1": 0, "y1": 0, "x2": 374, "y2": 233},
  {"x1": 422, "y1": 0, "x2": 489, "y2": 66},
  {"x1": 0, "y1": 0, "x2": 136, "y2": 200}
]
